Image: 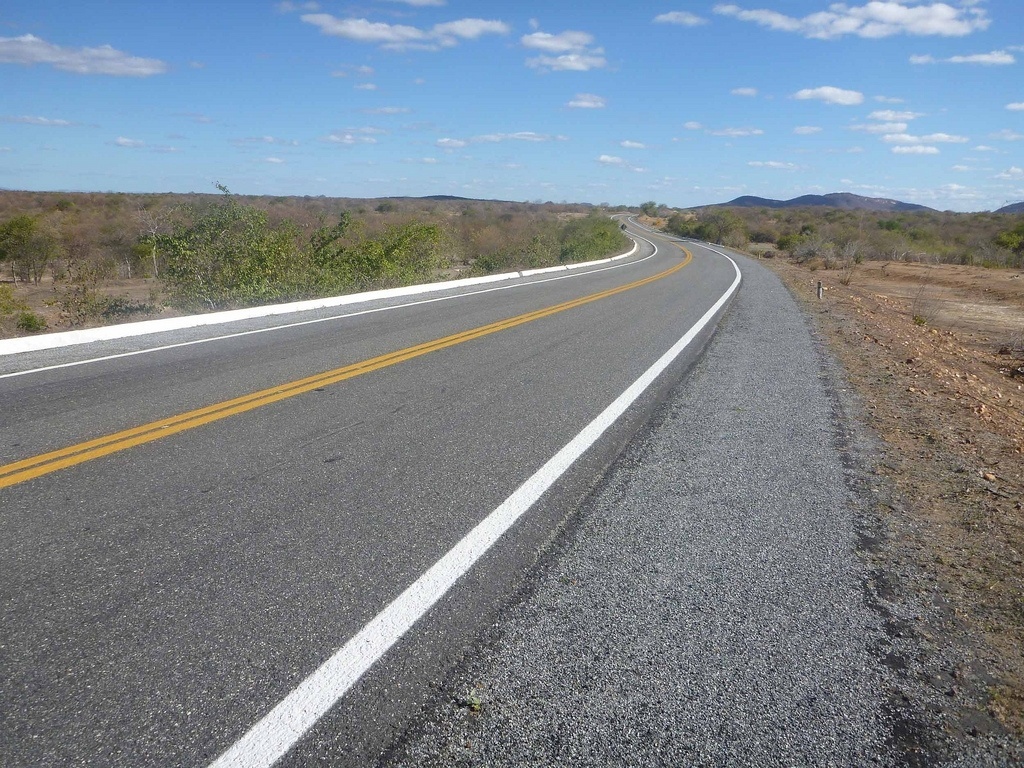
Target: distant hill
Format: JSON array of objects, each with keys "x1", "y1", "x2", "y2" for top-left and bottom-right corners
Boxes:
[
  {"x1": 712, "y1": 192, "x2": 934, "y2": 212},
  {"x1": 996, "y1": 201, "x2": 1024, "y2": 214}
]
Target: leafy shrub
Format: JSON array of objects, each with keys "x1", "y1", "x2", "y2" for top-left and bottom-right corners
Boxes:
[{"x1": 15, "y1": 311, "x2": 47, "y2": 332}]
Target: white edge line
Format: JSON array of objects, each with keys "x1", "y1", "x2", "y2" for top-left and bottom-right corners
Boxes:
[
  {"x1": 0, "y1": 241, "x2": 653, "y2": 381},
  {"x1": 0, "y1": 242, "x2": 639, "y2": 357},
  {"x1": 208, "y1": 246, "x2": 742, "y2": 768}
]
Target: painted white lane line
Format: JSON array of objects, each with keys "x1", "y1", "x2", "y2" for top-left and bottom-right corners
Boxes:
[
  {"x1": 0, "y1": 237, "x2": 658, "y2": 381},
  {"x1": 207, "y1": 246, "x2": 741, "y2": 768}
]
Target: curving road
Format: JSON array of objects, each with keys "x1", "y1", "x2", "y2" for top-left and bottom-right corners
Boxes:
[{"x1": 0, "y1": 223, "x2": 741, "y2": 766}]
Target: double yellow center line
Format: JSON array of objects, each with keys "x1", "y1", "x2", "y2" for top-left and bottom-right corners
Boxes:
[{"x1": 0, "y1": 248, "x2": 692, "y2": 490}]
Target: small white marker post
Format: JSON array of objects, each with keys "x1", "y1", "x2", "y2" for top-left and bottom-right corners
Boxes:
[{"x1": 817, "y1": 280, "x2": 824, "y2": 300}]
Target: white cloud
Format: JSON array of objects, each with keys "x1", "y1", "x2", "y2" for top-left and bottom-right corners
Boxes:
[
  {"x1": 654, "y1": 11, "x2": 707, "y2": 26},
  {"x1": 265, "y1": 157, "x2": 285, "y2": 163},
  {"x1": 852, "y1": 121, "x2": 908, "y2": 133},
  {"x1": 683, "y1": 121, "x2": 703, "y2": 130},
  {"x1": 748, "y1": 160, "x2": 798, "y2": 169},
  {"x1": 233, "y1": 135, "x2": 299, "y2": 146},
  {"x1": 731, "y1": 87, "x2": 758, "y2": 97},
  {"x1": 362, "y1": 106, "x2": 411, "y2": 114},
  {"x1": 709, "y1": 127, "x2": 764, "y2": 137},
  {"x1": 473, "y1": 132, "x2": 564, "y2": 143},
  {"x1": 0, "y1": 33, "x2": 167, "y2": 76},
  {"x1": 1007, "y1": 103, "x2": 1024, "y2": 111},
  {"x1": 951, "y1": 165, "x2": 972, "y2": 171},
  {"x1": 114, "y1": 137, "x2": 144, "y2": 148},
  {"x1": 597, "y1": 155, "x2": 645, "y2": 172},
  {"x1": 882, "y1": 132, "x2": 968, "y2": 144},
  {"x1": 869, "y1": 109, "x2": 923, "y2": 121},
  {"x1": 567, "y1": 93, "x2": 606, "y2": 109},
  {"x1": 713, "y1": 2, "x2": 990, "y2": 39},
  {"x1": 356, "y1": 83, "x2": 377, "y2": 90},
  {"x1": 875, "y1": 95, "x2": 904, "y2": 104},
  {"x1": 974, "y1": 145, "x2": 997, "y2": 151},
  {"x1": 436, "y1": 138, "x2": 467, "y2": 148},
  {"x1": 521, "y1": 30, "x2": 594, "y2": 53},
  {"x1": 793, "y1": 125, "x2": 822, "y2": 134},
  {"x1": 1, "y1": 115, "x2": 76, "y2": 126},
  {"x1": 794, "y1": 86, "x2": 864, "y2": 105},
  {"x1": 382, "y1": 0, "x2": 446, "y2": 5},
  {"x1": 325, "y1": 132, "x2": 377, "y2": 145},
  {"x1": 620, "y1": 140, "x2": 646, "y2": 149},
  {"x1": 991, "y1": 129, "x2": 1024, "y2": 141},
  {"x1": 912, "y1": 49, "x2": 1015, "y2": 65},
  {"x1": 301, "y1": 15, "x2": 509, "y2": 52},
  {"x1": 995, "y1": 166, "x2": 1024, "y2": 179},
  {"x1": 522, "y1": 29, "x2": 606, "y2": 71},
  {"x1": 892, "y1": 145, "x2": 939, "y2": 154}
]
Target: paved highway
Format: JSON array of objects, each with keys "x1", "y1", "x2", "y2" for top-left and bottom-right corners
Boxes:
[{"x1": 1, "y1": 223, "x2": 740, "y2": 765}]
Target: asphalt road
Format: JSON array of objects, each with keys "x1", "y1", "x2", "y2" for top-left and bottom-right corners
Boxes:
[
  {"x1": 395, "y1": 242, "x2": 894, "y2": 767},
  {"x1": 0, "y1": 224, "x2": 740, "y2": 766}
]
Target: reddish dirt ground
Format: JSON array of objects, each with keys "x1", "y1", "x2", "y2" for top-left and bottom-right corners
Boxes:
[{"x1": 767, "y1": 255, "x2": 1024, "y2": 742}]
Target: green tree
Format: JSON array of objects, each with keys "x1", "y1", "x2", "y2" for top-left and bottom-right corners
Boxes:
[
  {"x1": 995, "y1": 220, "x2": 1024, "y2": 265},
  {"x1": 639, "y1": 201, "x2": 660, "y2": 217},
  {"x1": 0, "y1": 214, "x2": 56, "y2": 283},
  {"x1": 161, "y1": 186, "x2": 301, "y2": 309}
]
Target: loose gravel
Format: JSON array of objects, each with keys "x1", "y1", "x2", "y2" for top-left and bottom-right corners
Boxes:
[{"x1": 391, "y1": 253, "x2": 895, "y2": 767}]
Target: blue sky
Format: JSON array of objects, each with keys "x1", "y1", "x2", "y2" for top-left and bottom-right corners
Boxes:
[{"x1": 1, "y1": 1, "x2": 1021, "y2": 211}]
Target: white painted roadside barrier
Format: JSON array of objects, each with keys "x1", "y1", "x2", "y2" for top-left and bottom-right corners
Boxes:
[{"x1": 0, "y1": 241, "x2": 638, "y2": 357}]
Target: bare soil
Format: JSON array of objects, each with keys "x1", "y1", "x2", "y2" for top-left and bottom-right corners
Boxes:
[{"x1": 765, "y1": 255, "x2": 1024, "y2": 753}]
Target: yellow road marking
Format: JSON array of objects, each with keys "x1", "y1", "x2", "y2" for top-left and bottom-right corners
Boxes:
[{"x1": 1, "y1": 249, "x2": 692, "y2": 490}]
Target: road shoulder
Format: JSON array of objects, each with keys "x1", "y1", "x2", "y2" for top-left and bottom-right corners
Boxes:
[{"x1": 387, "y1": 253, "x2": 895, "y2": 766}]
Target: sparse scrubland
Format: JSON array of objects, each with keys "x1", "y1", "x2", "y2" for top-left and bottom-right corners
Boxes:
[{"x1": 0, "y1": 189, "x2": 629, "y2": 336}]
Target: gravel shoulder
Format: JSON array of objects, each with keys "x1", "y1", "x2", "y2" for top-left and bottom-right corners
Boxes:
[{"x1": 388, "y1": 253, "x2": 902, "y2": 766}]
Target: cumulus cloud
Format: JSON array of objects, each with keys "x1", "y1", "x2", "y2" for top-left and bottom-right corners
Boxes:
[
  {"x1": 1, "y1": 115, "x2": 77, "y2": 126},
  {"x1": 355, "y1": 83, "x2": 377, "y2": 90},
  {"x1": 875, "y1": 95, "x2": 905, "y2": 104},
  {"x1": 436, "y1": 138, "x2": 467, "y2": 148},
  {"x1": 793, "y1": 125, "x2": 822, "y2": 134},
  {"x1": 620, "y1": 140, "x2": 646, "y2": 149},
  {"x1": 991, "y1": 129, "x2": 1024, "y2": 141},
  {"x1": 713, "y1": 2, "x2": 990, "y2": 39},
  {"x1": 731, "y1": 87, "x2": 758, "y2": 97},
  {"x1": 883, "y1": 132, "x2": 968, "y2": 144},
  {"x1": 683, "y1": 121, "x2": 703, "y2": 130},
  {"x1": 474, "y1": 131, "x2": 564, "y2": 143},
  {"x1": 1008, "y1": 103, "x2": 1024, "y2": 111},
  {"x1": 794, "y1": 86, "x2": 864, "y2": 105},
  {"x1": 0, "y1": 33, "x2": 167, "y2": 76},
  {"x1": 892, "y1": 145, "x2": 940, "y2": 154},
  {"x1": 748, "y1": 160, "x2": 798, "y2": 169},
  {"x1": 325, "y1": 132, "x2": 377, "y2": 145},
  {"x1": 911, "y1": 49, "x2": 1015, "y2": 65},
  {"x1": 301, "y1": 15, "x2": 509, "y2": 52},
  {"x1": 709, "y1": 127, "x2": 764, "y2": 137},
  {"x1": 996, "y1": 166, "x2": 1024, "y2": 179},
  {"x1": 522, "y1": 29, "x2": 606, "y2": 71},
  {"x1": 232, "y1": 135, "x2": 299, "y2": 146},
  {"x1": 567, "y1": 93, "x2": 606, "y2": 108},
  {"x1": 598, "y1": 155, "x2": 646, "y2": 172},
  {"x1": 852, "y1": 121, "x2": 909, "y2": 133},
  {"x1": 654, "y1": 11, "x2": 707, "y2": 26},
  {"x1": 869, "y1": 109, "x2": 923, "y2": 121},
  {"x1": 264, "y1": 157, "x2": 285, "y2": 163},
  {"x1": 114, "y1": 137, "x2": 145, "y2": 148}
]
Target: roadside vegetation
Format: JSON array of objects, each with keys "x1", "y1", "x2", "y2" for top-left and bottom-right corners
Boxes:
[
  {"x1": 656, "y1": 204, "x2": 1023, "y2": 268},
  {"x1": 0, "y1": 189, "x2": 629, "y2": 336}
]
